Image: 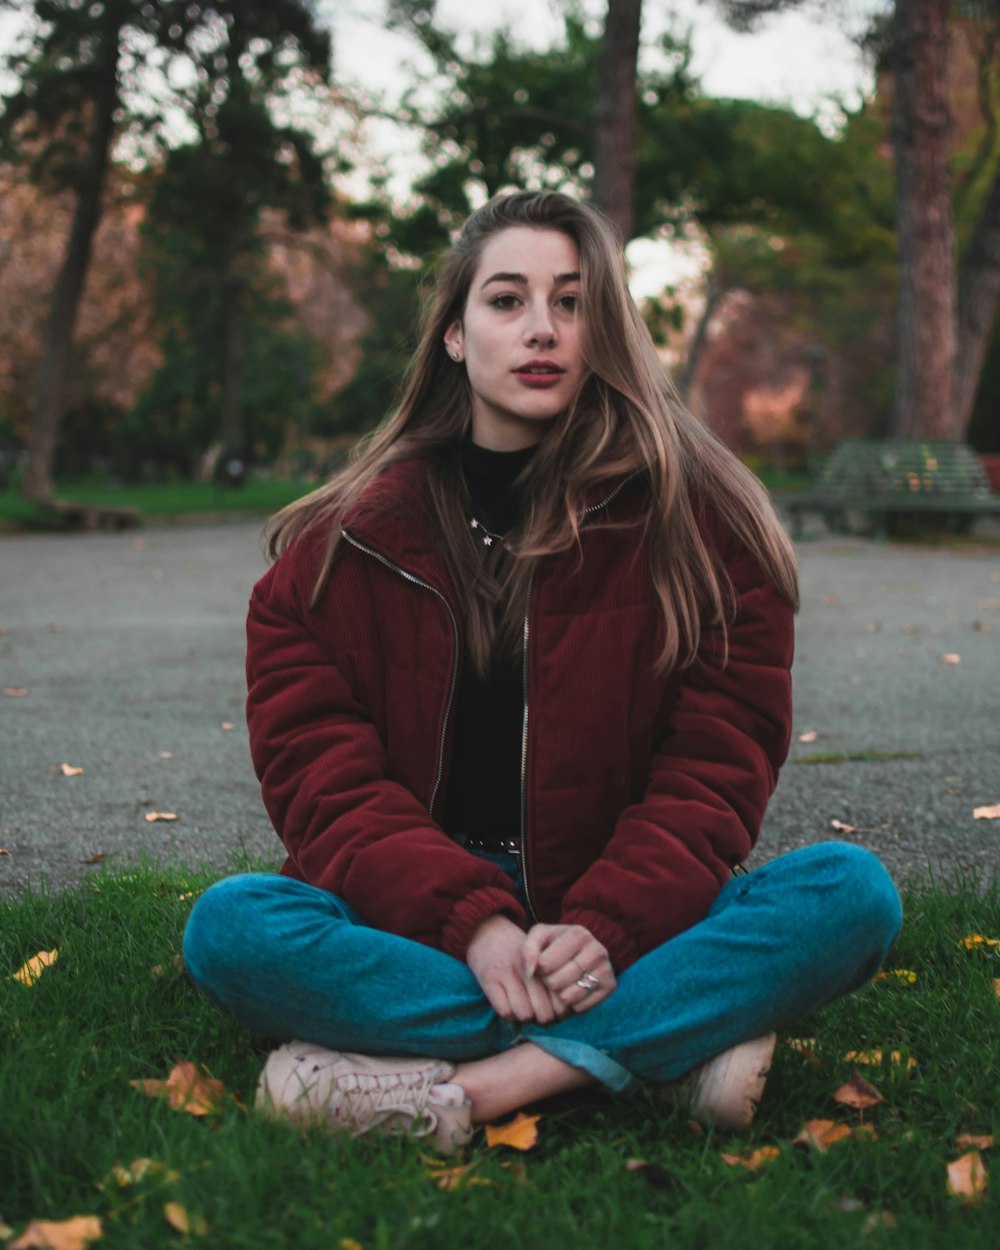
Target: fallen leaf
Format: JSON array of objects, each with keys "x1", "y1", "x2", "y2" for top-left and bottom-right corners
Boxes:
[
  {"x1": 624, "y1": 1158, "x2": 680, "y2": 1190},
  {"x1": 58, "y1": 763, "x2": 84, "y2": 776},
  {"x1": 833, "y1": 1071, "x2": 884, "y2": 1110},
  {"x1": 946, "y1": 1150, "x2": 988, "y2": 1204},
  {"x1": 973, "y1": 804, "x2": 1000, "y2": 820},
  {"x1": 830, "y1": 818, "x2": 856, "y2": 834},
  {"x1": 0, "y1": 1219, "x2": 13, "y2": 1239},
  {"x1": 108, "y1": 1158, "x2": 157, "y2": 1187},
  {"x1": 783, "y1": 1036, "x2": 821, "y2": 1066},
  {"x1": 793, "y1": 1119, "x2": 856, "y2": 1152},
  {"x1": 1, "y1": 847, "x2": 11, "y2": 855},
  {"x1": 873, "y1": 968, "x2": 917, "y2": 985},
  {"x1": 130, "y1": 1061, "x2": 228, "y2": 1116},
  {"x1": 9, "y1": 1216, "x2": 103, "y2": 1250},
  {"x1": 485, "y1": 1112, "x2": 541, "y2": 1151},
  {"x1": 158, "y1": 751, "x2": 174, "y2": 759},
  {"x1": 959, "y1": 934, "x2": 1000, "y2": 950},
  {"x1": 940, "y1": 653, "x2": 961, "y2": 664},
  {"x1": 427, "y1": 1163, "x2": 492, "y2": 1190},
  {"x1": 843, "y1": 1049, "x2": 916, "y2": 1072},
  {"x1": 12, "y1": 949, "x2": 59, "y2": 987},
  {"x1": 81, "y1": 854, "x2": 105, "y2": 865},
  {"x1": 144, "y1": 812, "x2": 178, "y2": 823},
  {"x1": 339, "y1": 1241, "x2": 364, "y2": 1250},
  {"x1": 720, "y1": 1146, "x2": 781, "y2": 1171},
  {"x1": 3, "y1": 687, "x2": 28, "y2": 697},
  {"x1": 220, "y1": 722, "x2": 235, "y2": 731},
  {"x1": 956, "y1": 1134, "x2": 994, "y2": 1150},
  {"x1": 994, "y1": 978, "x2": 1000, "y2": 1000},
  {"x1": 798, "y1": 730, "x2": 818, "y2": 744},
  {"x1": 163, "y1": 1203, "x2": 187, "y2": 1234},
  {"x1": 863, "y1": 1211, "x2": 897, "y2": 1232}
]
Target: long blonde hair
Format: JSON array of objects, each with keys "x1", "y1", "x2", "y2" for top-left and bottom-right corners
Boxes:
[{"x1": 267, "y1": 190, "x2": 798, "y2": 676}]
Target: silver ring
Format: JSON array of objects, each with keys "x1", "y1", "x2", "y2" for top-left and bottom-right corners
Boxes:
[{"x1": 575, "y1": 973, "x2": 601, "y2": 992}]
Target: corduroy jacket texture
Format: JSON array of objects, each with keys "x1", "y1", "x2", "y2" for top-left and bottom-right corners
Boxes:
[{"x1": 245, "y1": 459, "x2": 795, "y2": 972}]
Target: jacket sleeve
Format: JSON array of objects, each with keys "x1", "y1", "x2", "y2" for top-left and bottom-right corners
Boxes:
[
  {"x1": 558, "y1": 536, "x2": 794, "y2": 971},
  {"x1": 245, "y1": 537, "x2": 526, "y2": 959}
]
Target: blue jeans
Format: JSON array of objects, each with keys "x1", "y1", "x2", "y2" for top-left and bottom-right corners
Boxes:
[{"x1": 183, "y1": 841, "x2": 901, "y2": 1094}]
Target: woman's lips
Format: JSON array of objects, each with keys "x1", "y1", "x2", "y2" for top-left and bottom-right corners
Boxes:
[{"x1": 514, "y1": 362, "x2": 565, "y2": 386}]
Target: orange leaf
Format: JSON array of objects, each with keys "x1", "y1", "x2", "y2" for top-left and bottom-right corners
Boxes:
[
  {"x1": 144, "y1": 812, "x2": 178, "y2": 823},
  {"x1": 973, "y1": 804, "x2": 1000, "y2": 820},
  {"x1": 940, "y1": 653, "x2": 962, "y2": 664},
  {"x1": 960, "y1": 934, "x2": 1000, "y2": 949},
  {"x1": 484, "y1": 1111, "x2": 541, "y2": 1151},
  {"x1": 832, "y1": 1071, "x2": 884, "y2": 1110},
  {"x1": 873, "y1": 968, "x2": 917, "y2": 985},
  {"x1": 843, "y1": 1049, "x2": 916, "y2": 1072},
  {"x1": 793, "y1": 1119, "x2": 856, "y2": 1152},
  {"x1": 956, "y1": 1134, "x2": 994, "y2": 1150},
  {"x1": 3, "y1": 687, "x2": 29, "y2": 697},
  {"x1": 797, "y1": 730, "x2": 818, "y2": 743},
  {"x1": 12, "y1": 949, "x2": 59, "y2": 986},
  {"x1": 830, "y1": 818, "x2": 856, "y2": 834},
  {"x1": 220, "y1": 722, "x2": 235, "y2": 731},
  {"x1": 946, "y1": 1150, "x2": 988, "y2": 1204},
  {"x1": 59, "y1": 763, "x2": 84, "y2": 776},
  {"x1": 994, "y1": 978, "x2": 1000, "y2": 1000},
  {"x1": 163, "y1": 1203, "x2": 189, "y2": 1234},
  {"x1": 130, "y1": 1061, "x2": 228, "y2": 1116},
  {"x1": 720, "y1": 1146, "x2": 780, "y2": 1171},
  {"x1": 427, "y1": 1163, "x2": 492, "y2": 1190},
  {"x1": 9, "y1": 1216, "x2": 103, "y2": 1250}
]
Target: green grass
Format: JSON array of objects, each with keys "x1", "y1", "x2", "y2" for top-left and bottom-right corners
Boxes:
[
  {"x1": 0, "y1": 479, "x2": 316, "y2": 530},
  {"x1": 1, "y1": 865, "x2": 998, "y2": 1249}
]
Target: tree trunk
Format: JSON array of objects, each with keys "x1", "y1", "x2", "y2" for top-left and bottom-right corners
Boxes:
[
  {"x1": 592, "y1": 0, "x2": 642, "y2": 243},
  {"x1": 954, "y1": 167, "x2": 1000, "y2": 437},
  {"x1": 221, "y1": 271, "x2": 246, "y2": 459},
  {"x1": 676, "y1": 269, "x2": 726, "y2": 401},
  {"x1": 889, "y1": 0, "x2": 957, "y2": 440},
  {"x1": 21, "y1": 38, "x2": 120, "y2": 501}
]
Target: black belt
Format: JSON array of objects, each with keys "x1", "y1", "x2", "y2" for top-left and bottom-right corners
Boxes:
[{"x1": 461, "y1": 835, "x2": 521, "y2": 855}]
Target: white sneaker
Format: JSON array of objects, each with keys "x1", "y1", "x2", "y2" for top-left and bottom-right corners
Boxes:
[
  {"x1": 256, "y1": 1041, "x2": 473, "y2": 1153},
  {"x1": 676, "y1": 1033, "x2": 777, "y2": 1133}
]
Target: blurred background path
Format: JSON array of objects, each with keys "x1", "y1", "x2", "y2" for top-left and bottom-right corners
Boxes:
[{"x1": 1, "y1": 520, "x2": 998, "y2": 897}]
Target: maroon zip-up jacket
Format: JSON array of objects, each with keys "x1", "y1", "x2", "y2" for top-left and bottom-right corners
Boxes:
[{"x1": 245, "y1": 459, "x2": 794, "y2": 972}]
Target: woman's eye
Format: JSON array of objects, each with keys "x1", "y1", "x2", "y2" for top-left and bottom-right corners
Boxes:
[
  {"x1": 558, "y1": 294, "x2": 579, "y2": 312},
  {"x1": 490, "y1": 294, "x2": 520, "y2": 310}
]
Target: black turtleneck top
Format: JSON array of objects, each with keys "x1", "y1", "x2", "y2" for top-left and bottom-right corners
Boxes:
[{"x1": 440, "y1": 441, "x2": 535, "y2": 848}]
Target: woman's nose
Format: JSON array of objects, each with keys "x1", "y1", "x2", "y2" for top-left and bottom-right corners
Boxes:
[{"x1": 524, "y1": 302, "x2": 556, "y2": 346}]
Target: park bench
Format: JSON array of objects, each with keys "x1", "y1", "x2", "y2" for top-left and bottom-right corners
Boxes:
[
  {"x1": 782, "y1": 439, "x2": 1000, "y2": 540},
  {"x1": 37, "y1": 497, "x2": 141, "y2": 531}
]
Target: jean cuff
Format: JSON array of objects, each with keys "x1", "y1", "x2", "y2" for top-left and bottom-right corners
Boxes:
[{"x1": 518, "y1": 1028, "x2": 641, "y2": 1095}]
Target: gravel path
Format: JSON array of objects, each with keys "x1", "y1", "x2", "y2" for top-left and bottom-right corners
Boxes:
[{"x1": 1, "y1": 518, "x2": 998, "y2": 899}]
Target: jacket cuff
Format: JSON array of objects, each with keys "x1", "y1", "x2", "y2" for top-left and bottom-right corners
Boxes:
[
  {"x1": 440, "y1": 886, "x2": 527, "y2": 961},
  {"x1": 560, "y1": 906, "x2": 640, "y2": 973}
]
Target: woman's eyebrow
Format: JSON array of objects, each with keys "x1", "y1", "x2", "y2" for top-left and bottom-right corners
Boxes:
[{"x1": 480, "y1": 271, "x2": 581, "y2": 289}]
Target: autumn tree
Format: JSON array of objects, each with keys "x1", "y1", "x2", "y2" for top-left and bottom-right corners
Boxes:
[{"x1": 0, "y1": 0, "x2": 331, "y2": 500}]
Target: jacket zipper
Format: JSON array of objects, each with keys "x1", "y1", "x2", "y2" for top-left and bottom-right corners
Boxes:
[
  {"x1": 342, "y1": 528, "x2": 460, "y2": 819},
  {"x1": 517, "y1": 466, "x2": 647, "y2": 921}
]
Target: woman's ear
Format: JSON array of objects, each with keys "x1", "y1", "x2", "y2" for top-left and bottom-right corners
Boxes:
[{"x1": 443, "y1": 321, "x2": 464, "y2": 362}]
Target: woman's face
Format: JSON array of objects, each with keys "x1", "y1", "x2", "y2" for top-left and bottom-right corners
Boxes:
[{"x1": 444, "y1": 226, "x2": 587, "y2": 451}]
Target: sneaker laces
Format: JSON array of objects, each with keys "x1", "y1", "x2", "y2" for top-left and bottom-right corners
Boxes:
[{"x1": 327, "y1": 1068, "x2": 444, "y2": 1136}]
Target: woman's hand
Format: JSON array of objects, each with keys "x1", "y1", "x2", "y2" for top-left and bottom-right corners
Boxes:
[
  {"x1": 466, "y1": 914, "x2": 568, "y2": 1025},
  {"x1": 521, "y1": 923, "x2": 617, "y2": 1014}
]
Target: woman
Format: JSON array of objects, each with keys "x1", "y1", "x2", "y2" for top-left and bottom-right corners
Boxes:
[{"x1": 183, "y1": 190, "x2": 902, "y2": 1153}]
